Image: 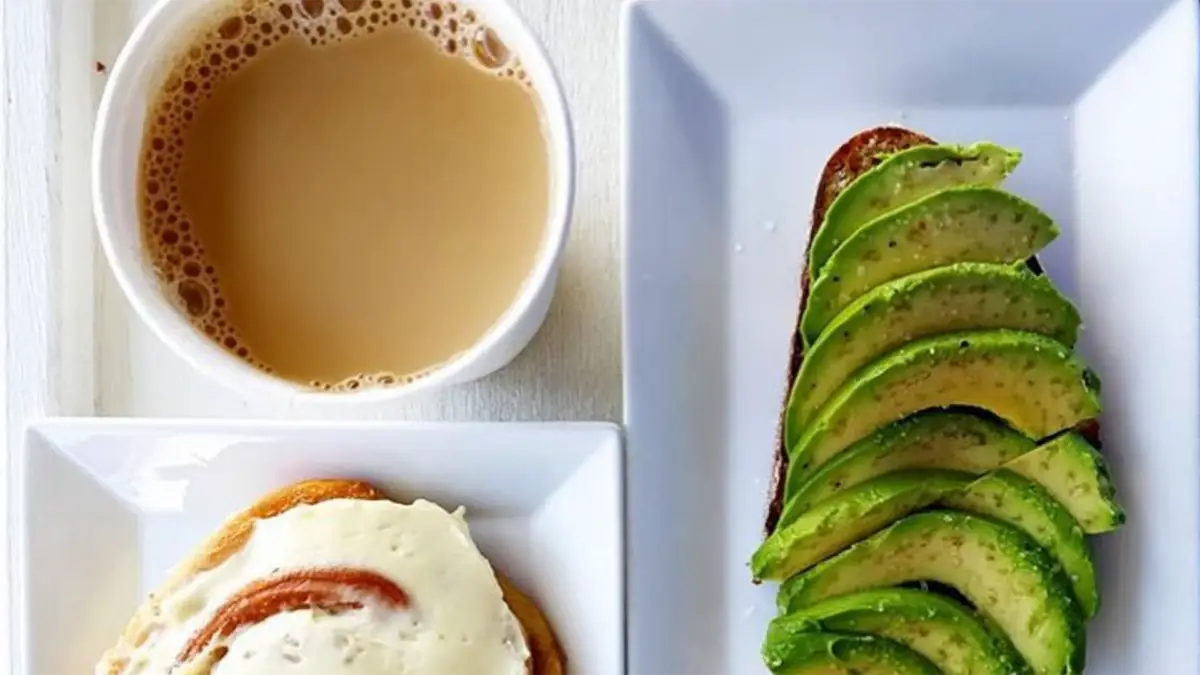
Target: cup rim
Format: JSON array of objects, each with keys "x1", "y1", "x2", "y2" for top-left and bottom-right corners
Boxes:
[{"x1": 92, "y1": 0, "x2": 575, "y2": 404}]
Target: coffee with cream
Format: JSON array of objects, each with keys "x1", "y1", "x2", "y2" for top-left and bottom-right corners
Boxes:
[{"x1": 139, "y1": 0, "x2": 550, "y2": 391}]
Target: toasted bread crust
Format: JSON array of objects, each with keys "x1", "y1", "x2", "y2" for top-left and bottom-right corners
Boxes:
[
  {"x1": 500, "y1": 575, "x2": 567, "y2": 675},
  {"x1": 811, "y1": 126, "x2": 935, "y2": 229},
  {"x1": 765, "y1": 126, "x2": 934, "y2": 534},
  {"x1": 98, "y1": 479, "x2": 566, "y2": 675}
]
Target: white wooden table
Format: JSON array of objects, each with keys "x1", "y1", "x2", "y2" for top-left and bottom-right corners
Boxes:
[{"x1": 1, "y1": 0, "x2": 625, "y2": 663}]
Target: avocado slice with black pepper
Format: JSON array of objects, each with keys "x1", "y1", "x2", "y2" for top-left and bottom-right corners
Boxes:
[
  {"x1": 762, "y1": 630, "x2": 940, "y2": 675},
  {"x1": 768, "y1": 588, "x2": 1030, "y2": 675},
  {"x1": 785, "y1": 330, "x2": 1101, "y2": 495},
  {"x1": 803, "y1": 188, "x2": 1060, "y2": 344},
  {"x1": 1005, "y1": 433, "x2": 1124, "y2": 534},
  {"x1": 778, "y1": 511, "x2": 1086, "y2": 675},
  {"x1": 779, "y1": 420, "x2": 1121, "y2": 553},
  {"x1": 779, "y1": 411, "x2": 1035, "y2": 529},
  {"x1": 810, "y1": 143, "x2": 1022, "y2": 277},
  {"x1": 762, "y1": 466, "x2": 1099, "y2": 618},
  {"x1": 941, "y1": 470, "x2": 1099, "y2": 617},
  {"x1": 752, "y1": 470, "x2": 972, "y2": 581},
  {"x1": 787, "y1": 262, "x2": 1080, "y2": 440}
]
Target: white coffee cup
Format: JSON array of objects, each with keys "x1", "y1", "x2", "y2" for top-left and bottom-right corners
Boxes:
[{"x1": 93, "y1": 0, "x2": 574, "y2": 402}]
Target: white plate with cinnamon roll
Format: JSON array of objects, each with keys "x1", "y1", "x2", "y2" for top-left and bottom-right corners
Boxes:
[{"x1": 9, "y1": 419, "x2": 623, "y2": 675}]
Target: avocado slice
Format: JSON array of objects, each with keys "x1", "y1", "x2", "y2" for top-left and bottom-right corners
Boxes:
[
  {"x1": 780, "y1": 411, "x2": 1035, "y2": 528},
  {"x1": 810, "y1": 143, "x2": 1022, "y2": 277},
  {"x1": 787, "y1": 262, "x2": 1080, "y2": 438},
  {"x1": 941, "y1": 470, "x2": 1099, "y2": 618},
  {"x1": 752, "y1": 470, "x2": 972, "y2": 581},
  {"x1": 778, "y1": 511, "x2": 1086, "y2": 675},
  {"x1": 786, "y1": 329, "x2": 1101, "y2": 494},
  {"x1": 762, "y1": 630, "x2": 940, "y2": 675},
  {"x1": 769, "y1": 588, "x2": 1030, "y2": 675},
  {"x1": 1006, "y1": 432, "x2": 1124, "y2": 534},
  {"x1": 802, "y1": 188, "x2": 1060, "y2": 343}
]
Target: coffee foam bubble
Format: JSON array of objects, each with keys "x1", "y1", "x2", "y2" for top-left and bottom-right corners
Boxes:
[
  {"x1": 142, "y1": 0, "x2": 522, "y2": 389},
  {"x1": 308, "y1": 367, "x2": 436, "y2": 393}
]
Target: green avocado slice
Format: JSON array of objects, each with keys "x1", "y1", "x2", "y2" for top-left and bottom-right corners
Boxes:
[
  {"x1": 787, "y1": 262, "x2": 1080, "y2": 440},
  {"x1": 941, "y1": 470, "x2": 1099, "y2": 618},
  {"x1": 769, "y1": 588, "x2": 1030, "y2": 675},
  {"x1": 778, "y1": 511, "x2": 1086, "y2": 675},
  {"x1": 752, "y1": 470, "x2": 972, "y2": 581},
  {"x1": 762, "y1": 630, "x2": 940, "y2": 675},
  {"x1": 810, "y1": 143, "x2": 1022, "y2": 277},
  {"x1": 779, "y1": 411, "x2": 1035, "y2": 529},
  {"x1": 780, "y1": 422, "x2": 1122, "y2": 541},
  {"x1": 1005, "y1": 433, "x2": 1125, "y2": 534},
  {"x1": 785, "y1": 329, "x2": 1101, "y2": 494},
  {"x1": 802, "y1": 188, "x2": 1060, "y2": 344}
]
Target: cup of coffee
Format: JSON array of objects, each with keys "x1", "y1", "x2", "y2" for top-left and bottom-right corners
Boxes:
[{"x1": 93, "y1": 0, "x2": 573, "y2": 400}]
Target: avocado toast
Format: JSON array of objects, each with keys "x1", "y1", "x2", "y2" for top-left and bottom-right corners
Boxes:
[{"x1": 753, "y1": 126, "x2": 1125, "y2": 675}]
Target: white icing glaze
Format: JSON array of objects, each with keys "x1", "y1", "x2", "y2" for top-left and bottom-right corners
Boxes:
[{"x1": 115, "y1": 499, "x2": 530, "y2": 675}]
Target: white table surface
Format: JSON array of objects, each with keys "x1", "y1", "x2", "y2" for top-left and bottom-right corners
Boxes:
[{"x1": 1, "y1": 0, "x2": 625, "y2": 666}]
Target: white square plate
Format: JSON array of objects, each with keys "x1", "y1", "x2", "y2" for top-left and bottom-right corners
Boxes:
[
  {"x1": 621, "y1": 1, "x2": 1199, "y2": 673},
  {"x1": 9, "y1": 420, "x2": 624, "y2": 675}
]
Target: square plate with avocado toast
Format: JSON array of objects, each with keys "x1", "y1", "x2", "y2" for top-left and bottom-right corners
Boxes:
[{"x1": 621, "y1": 1, "x2": 1198, "y2": 673}]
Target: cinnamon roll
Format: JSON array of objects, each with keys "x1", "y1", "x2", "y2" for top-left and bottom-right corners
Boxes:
[{"x1": 95, "y1": 479, "x2": 565, "y2": 675}]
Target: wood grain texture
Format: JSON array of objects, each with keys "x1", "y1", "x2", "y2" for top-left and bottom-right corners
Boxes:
[
  {"x1": 92, "y1": 0, "x2": 625, "y2": 422},
  {"x1": 3, "y1": 0, "x2": 67, "y2": 668}
]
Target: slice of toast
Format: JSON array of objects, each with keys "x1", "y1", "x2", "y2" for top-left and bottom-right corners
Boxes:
[
  {"x1": 766, "y1": 126, "x2": 934, "y2": 534},
  {"x1": 765, "y1": 125, "x2": 1103, "y2": 534},
  {"x1": 97, "y1": 479, "x2": 566, "y2": 675}
]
